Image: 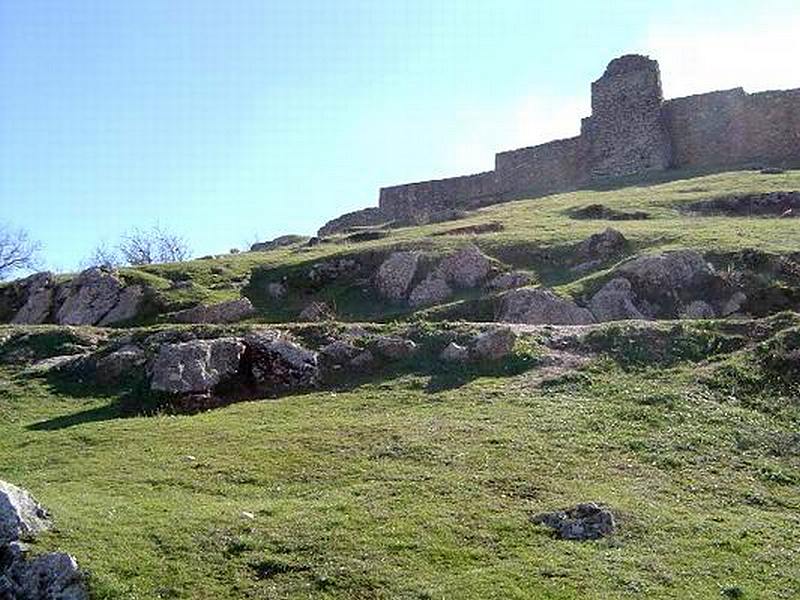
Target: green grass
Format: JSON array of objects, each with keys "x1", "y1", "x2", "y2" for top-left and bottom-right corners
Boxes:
[{"x1": 2, "y1": 319, "x2": 799, "y2": 599}]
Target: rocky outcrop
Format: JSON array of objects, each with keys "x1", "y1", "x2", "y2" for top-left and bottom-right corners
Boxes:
[
  {"x1": 172, "y1": 298, "x2": 255, "y2": 324},
  {"x1": 680, "y1": 300, "x2": 716, "y2": 319},
  {"x1": 374, "y1": 252, "x2": 420, "y2": 302},
  {"x1": 150, "y1": 338, "x2": 245, "y2": 394},
  {"x1": 687, "y1": 191, "x2": 800, "y2": 217},
  {"x1": 589, "y1": 278, "x2": 644, "y2": 321},
  {"x1": 56, "y1": 268, "x2": 127, "y2": 326},
  {"x1": 0, "y1": 481, "x2": 51, "y2": 545},
  {"x1": 94, "y1": 344, "x2": 147, "y2": 385},
  {"x1": 243, "y1": 333, "x2": 320, "y2": 393},
  {"x1": 0, "y1": 480, "x2": 88, "y2": 600},
  {"x1": 317, "y1": 207, "x2": 388, "y2": 237},
  {"x1": 250, "y1": 234, "x2": 309, "y2": 252},
  {"x1": 497, "y1": 288, "x2": 595, "y2": 325},
  {"x1": 408, "y1": 275, "x2": 452, "y2": 308},
  {"x1": 532, "y1": 502, "x2": 616, "y2": 541},
  {"x1": 435, "y1": 244, "x2": 492, "y2": 288},
  {"x1": 570, "y1": 204, "x2": 649, "y2": 221},
  {"x1": 10, "y1": 273, "x2": 56, "y2": 325},
  {"x1": 308, "y1": 258, "x2": 360, "y2": 285},
  {"x1": 573, "y1": 228, "x2": 627, "y2": 266}
]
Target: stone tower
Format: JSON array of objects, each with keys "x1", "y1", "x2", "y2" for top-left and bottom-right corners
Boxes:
[{"x1": 583, "y1": 54, "x2": 672, "y2": 178}]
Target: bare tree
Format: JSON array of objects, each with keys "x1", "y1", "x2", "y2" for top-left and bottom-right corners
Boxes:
[
  {"x1": 84, "y1": 241, "x2": 121, "y2": 269},
  {"x1": 118, "y1": 225, "x2": 191, "y2": 265},
  {"x1": 0, "y1": 224, "x2": 41, "y2": 280}
]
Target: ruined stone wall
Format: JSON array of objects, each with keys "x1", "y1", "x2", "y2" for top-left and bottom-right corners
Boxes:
[
  {"x1": 378, "y1": 171, "x2": 498, "y2": 224},
  {"x1": 494, "y1": 136, "x2": 589, "y2": 197},
  {"x1": 584, "y1": 55, "x2": 672, "y2": 178},
  {"x1": 665, "y1": 87, "x2": 800, "y2": 169}
]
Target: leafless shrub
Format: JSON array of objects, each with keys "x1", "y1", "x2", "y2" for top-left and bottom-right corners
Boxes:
[{"x1": 0, "y1": 224, "x2": 41, "y2": 280}]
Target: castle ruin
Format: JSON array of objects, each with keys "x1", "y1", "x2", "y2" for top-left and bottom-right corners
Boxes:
[{"x1": 319, "y1": 54, "x2": 800, "y2": 235}]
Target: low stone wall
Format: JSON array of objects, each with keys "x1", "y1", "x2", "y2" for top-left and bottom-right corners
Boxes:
[{"x1": 494, "y1": 136, "x2": 588, "y2": 197}]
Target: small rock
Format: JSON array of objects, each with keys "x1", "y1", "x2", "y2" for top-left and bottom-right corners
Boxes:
[
  {"x1": 573, "y1": 228, "x2": 627, "y2": 264},
  {"x1": 440, "y1": 342, "x2": 469, "y2": 363},
  {"x1": 473, "y1": 328, "x2": 517, "y2": 361},
  {"x1": 532, "y1": 502, "x2": 616, "y2": 541}
]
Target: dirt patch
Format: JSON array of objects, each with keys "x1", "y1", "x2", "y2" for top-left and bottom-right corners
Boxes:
[{"x1": 687, "y1": 191, "x2": 800, "y2": 217}]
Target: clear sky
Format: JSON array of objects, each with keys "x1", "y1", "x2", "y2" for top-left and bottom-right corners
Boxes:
[{"x1": 1, "y1": 0, "x2": 799, "y2": 272}]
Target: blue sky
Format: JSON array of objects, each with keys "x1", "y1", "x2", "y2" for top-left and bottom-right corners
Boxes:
[{"x1": 1, "y1": 0, "x2": 799, "y2": 272}]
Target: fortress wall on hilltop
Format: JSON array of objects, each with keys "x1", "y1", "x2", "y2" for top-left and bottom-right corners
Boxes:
[
  {"x1": 318, "y1": 54, "x2": 800, "y2": 236},
  {"x1": 494, "y1": 135, "x2": 588, "y2": 197}
]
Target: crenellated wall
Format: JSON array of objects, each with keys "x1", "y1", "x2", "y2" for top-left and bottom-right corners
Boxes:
[{"x1": 318, "y1": 54, "x2": 800, "y2": 236}]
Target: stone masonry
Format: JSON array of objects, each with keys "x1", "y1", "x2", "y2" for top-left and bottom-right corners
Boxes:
[{"x1": 319, "y1": 54, "x2": 800, "y2": 234}]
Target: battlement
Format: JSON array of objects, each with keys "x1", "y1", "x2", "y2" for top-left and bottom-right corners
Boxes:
[{"x1": 319, "y1": 55, "x2": 800, "y2": 234}]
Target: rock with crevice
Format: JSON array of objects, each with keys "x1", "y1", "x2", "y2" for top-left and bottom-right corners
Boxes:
[
  {"x1": 374, "y1": 252, "x2": 420, "y2": 302},
  {"x1": 531, "y1": 502, "x2": 616, "y2": 541},
  {"x1": 150, "y1": 338, "x2": 245, "y2": 394},
  {"x1": 497, "y1": 288, "x2": 595, "y2": 325},
  {"x1": 55, "y1": 267, "x2": 126, "y2": 326}
]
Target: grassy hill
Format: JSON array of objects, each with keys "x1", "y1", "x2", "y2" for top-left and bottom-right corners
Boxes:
[{"x1": 2, "y1": 169, "x2": 799, "y2": 599}]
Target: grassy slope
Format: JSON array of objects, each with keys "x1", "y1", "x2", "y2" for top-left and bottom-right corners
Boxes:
[
  {"x1": 1, "y1": 170, "x2": 799, "y2": 599},
  {"x1": 122, "y1": 169, "x2": 800, "y2": 323}
]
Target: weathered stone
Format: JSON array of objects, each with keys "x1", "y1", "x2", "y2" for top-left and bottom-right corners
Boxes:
[
  {"x1": 0, "y1": 481, "x2": 50, "y2": 545},
  {"x1": 373, "y1": 336, "x2": 417, "y2": 360},
  {"x1": 589, "y1": 278, "x2": 645, "y2": 322},
  {"x1": 721, "y1": 291, "x2": 748, "y2": 317},
  {"x1": 2, "y1": 549, "x2": 88, "y2": 600},
  {"x1": 408, "y1": 275, "x2": 452, "y2": 307},
  {"x1": 486, "y1": 271, "x2": 536, "y2": 292},
  {"x1": 309, "y1": 258, "x2": 360, "y2": 285},
  {"x1": 532, "y1": 502, "x2": 616, "y2": 541},
  {"x1": 150, "y1": 338, "x2": 245, "y2": 394},
  {"x1": 680, "y1": 300, "x2": 716, "y2": 319},
  {"x1": 374, "y1": 252, "x2": 419, "y2": 302},
  {"x1": 99, "y1": 284, "x2": 145, "y2": 326},
  {"x1": 55, "y1": 268, "x2": 125, "y2": 326},
  {"x1": 173, "y1": 298, "x2": 255, "y2": 324},
  {"x1": 473, "y1": 328, "x2": 517, "y2": 361},
  {"x1": 435, "y1": 244, "x2": 492, "y2": 288},
  {"x1": 350, "y1": 349, "x2": 375, "y2": 369},
  {"x1": 440, "y1": 342, "x2": 469, "y2": 363},
  {"x1": 243, "y1": 333, "x2": 319, "y2": 392},
  {"x1": 95, "y1": 345, "x2": 146, "y2": 384},
  {"x1": 497, "y1": 288, "x2": 595, "y2": 325},
  {"x1": 319, "y1": 340, "x2": 362, "y2": 365},
  {"x1": 616, "y1": 251, "x2": 715, "y2": 298},
  {"x1": 298, "y1": 301, "x2": 334, "y2": 322},
  {"x1": 573, "y1": 228, "x2": 627, "y2": 264},
  {"x1": 687, "y1": 191, "x2": 800, "y2": 217},
  {"x1": 11, "y1": 272, "x2": 55, "y2": 325},
  {"x1": 570, "y1": 204, "x2": 650, "y2": 221}
]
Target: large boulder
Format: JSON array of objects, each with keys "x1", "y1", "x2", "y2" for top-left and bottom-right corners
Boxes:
[
  {"x1": 55, "y1": 268, "x2": 125, "y2": 326},
  {"x1": 616, "y1": 251, "x2": 714, "y2": 302},
  {"x1": 98, "y1": 284, "x2": 145, "y2": 326},
  {"x1": 0, "y1": 481, "x2": 51, "y2": 545},
  {"x1": 435, "y1": 244, "x2": 492, "y2": 288},
  {"x1": 243, "y1": 333, "x2": 319, "y2": 392},
  {"x1": 374, "y1": 252, "x2": 420, "y2": 302},
  {"x1": 173, "y1": 298, "x2": 255, "y2": 324},
  {"x1": 11, "y1": 273, "x2": 56, "y2": 325},
  {"x1": 408, "y1": 275, "x2": 452, "y2": 307},
  {"x1": 95, "y1": 344, "x2": 147, "y2": 385},
  {"x1": 589, "y1": 278, "x2": 645, "y2": 322},
  {"x1": 150, "y1": 338, "x2": 245, "y2": 394},
  {"x1": 2, "y1": 549, "x2": 87, "y2": 600},
  {"x1": 497, "y1": 288, "x2": 595, "y2": 325}
]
